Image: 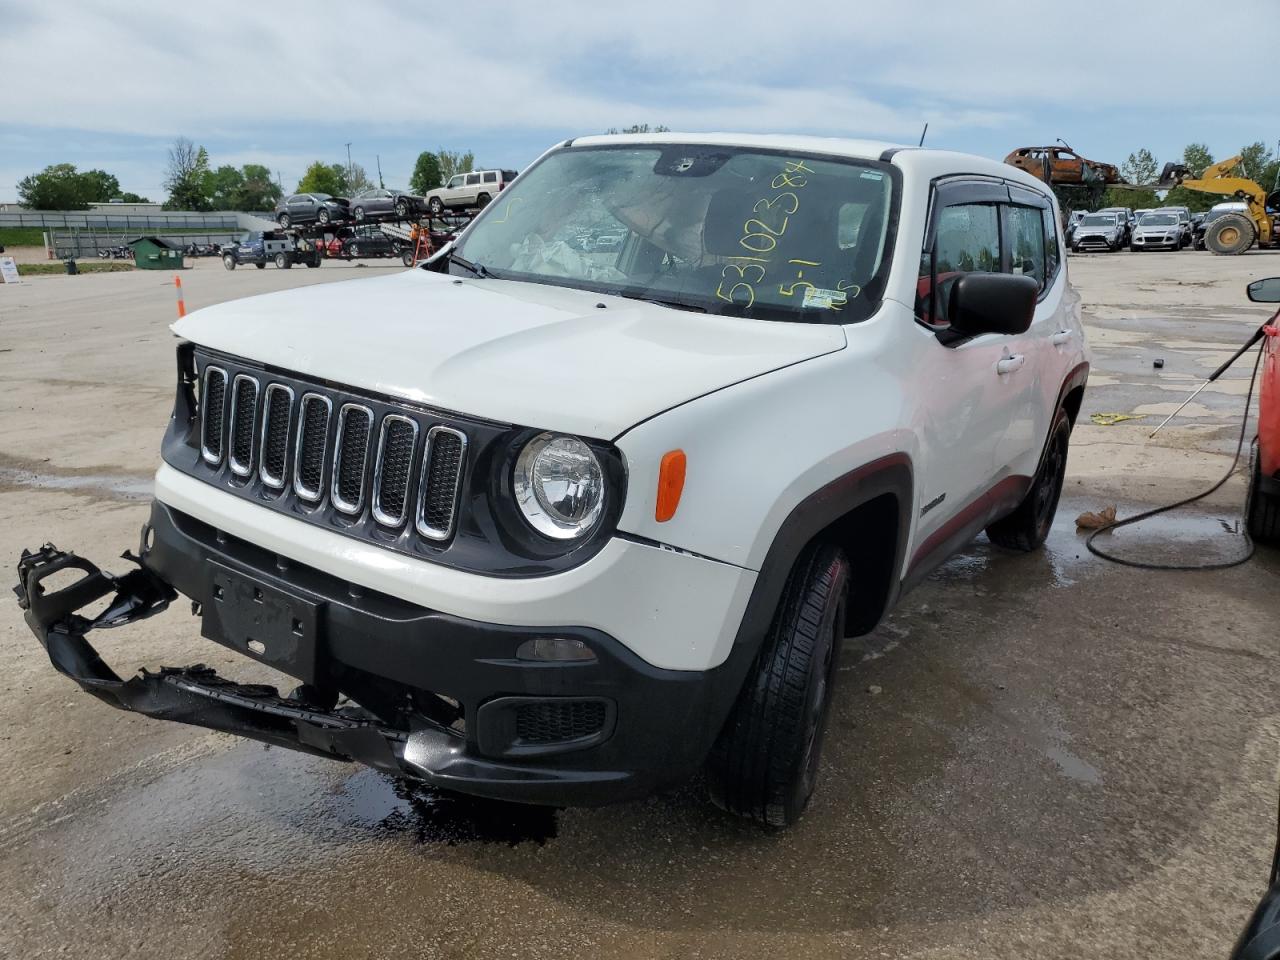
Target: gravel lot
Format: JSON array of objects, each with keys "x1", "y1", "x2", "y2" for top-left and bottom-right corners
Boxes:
[{"x1": 1, "y1": 250, "x2": 1278, "y2": 959}]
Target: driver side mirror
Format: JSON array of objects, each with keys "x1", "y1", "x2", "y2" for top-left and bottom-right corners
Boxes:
[
  {"x1": 1247, "y1": 277, "x2": 1280, "y2": 303},
  {"x1": 947, "y1": 273, "x2": 1039, "y2": 338}
]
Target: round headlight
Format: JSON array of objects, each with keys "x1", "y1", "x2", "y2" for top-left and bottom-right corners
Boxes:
[{"x1": 513, "y1": 433, "x2": 605, "y2": 540}]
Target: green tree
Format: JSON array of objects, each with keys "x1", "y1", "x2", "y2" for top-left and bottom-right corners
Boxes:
[
  {"x1": 1103, "y1": 186, "x2": 1159, "y2": 209},
  {"x1": 409, "y1": 151, "x2": 443, "y2": 193},
  {"x1": 1119, "y1": 148, "x2": 1159, "y2": 187},
  {"x1": 118, "y1": 192, "x2": 150, "y2": 203},
  {"x1": 163, "y1": 136, "x2": 213, "y2": 210},
  {"x1": 296, "y1": 161, "x2": 346, "y2": 196},
  {"x1": 79, "y1": 169, "x2": 122, "y2": 202},
  {"x1": 1238, "y1": 141, "x2": 1274, "y2": 182},
  {"x1": 206, "y1": 164, "x2": 245, "y2": 209},
  {"x1": 17, "y1": 163, "x2": 92, "y2": 209},
  {"x1": 436, "y1": 149, "x2": 475, "y2": 183},
  {"x1": 605, "y1": 124, "x2": 671, "y2": 134},
  {"x1": 1182, "y1": 142, "x2": 1214, "y2": 178},
  {"x1": 345, "y1": 162, "x2": 373, "y2": 194},
  {"x1": 236, "y1": 164, "x2": 281, "y2": 211}
]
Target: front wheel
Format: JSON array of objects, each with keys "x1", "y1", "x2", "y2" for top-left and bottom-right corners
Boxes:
[
  {"x1": 277, "y1": 213, "x2": 291, "y2": 228},
  {"x1": 394, "y1": 199, "x2": 409, "y2": 218},
  {"x1": 254, "y1": 261, "x2": 266, "y2": 269},
  {"x1": 222, "y1": 255, "x2": 236, "y2": 271},
  {"x1": 476, "y1": 192, "x2": 491, "y2": 209},
  {"x1": 428, "y1": 197, "x2": 443, "y2": 215},
  {"x1": 986, "y1": 408, "x2": 1071, "y2": 551},
  {"x1": 352, "y1": 206, "x2": 365, "y2": 222},
  {"x1": 1205, "y1": 213, "x2": 1256, "y2": 256},
  {"x1": 275, "y1": 252, "x2": 291, "y2": 269},
  {"x1": 706, "y1": 542, "x2": 850, "y2": 828},
  {"x1": 317, "y1": 209, "x2": 330, "y2": 226},
  {"x1": 402, "y1": 249, "x2": 415, "y2": 267}
]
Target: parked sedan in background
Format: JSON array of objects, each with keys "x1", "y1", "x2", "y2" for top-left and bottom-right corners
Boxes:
[
  {"x1": 1072, "y1": 212, "x2": 1126, "y2": 252},
  {"x1": 274, "y1": 193, "x2": 351, "y2": 228},
  {"x1": 342, "y1": 225, "x2": 401, "y2": 259},
  {"x1": 349, "y1": 188, "x2": 422, "y2": 222},
  {"x1": 1130, "y1": 212, "x2": 1184, "y2": 251}
]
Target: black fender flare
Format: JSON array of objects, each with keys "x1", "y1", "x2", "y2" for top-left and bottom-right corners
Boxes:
[{"x1": 730, "y1": 453, "x2": 914, "y2": 655}]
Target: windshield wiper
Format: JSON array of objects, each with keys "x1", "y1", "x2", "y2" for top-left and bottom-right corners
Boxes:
[
  {"x1": 618, "y1": 292, "x2": 708, "y2": 313},
  {"x1": 447, "y1": 249, "x2": 492, "y2": 279}
]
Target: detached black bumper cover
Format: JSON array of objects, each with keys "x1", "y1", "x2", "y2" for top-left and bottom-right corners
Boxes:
[
  {"x1": 14, "y1": 543, "x2": 412, "y2": 773},
  {"x1": 13, "y1": 544, "x2": 633, "y2": 801}
]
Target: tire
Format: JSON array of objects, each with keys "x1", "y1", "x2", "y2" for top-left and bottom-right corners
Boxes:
[
  {"x1": 274, "y1": 252, "x2": 290, "y2": 269},
  {"x1": 222, "y1": 255, "x2": 236, "y2": 271},
  {"x1": 1205, "y1": 213, "x2": 1256, "y2": 256},
  {"x1": 394, "y1": 199, "x2": 409, "y2": 218},
  {"x1": 1129, "y1": 244, "x2": 1139, "y2": 252},
  {"x1": 317, "y1": 208, "x2": 330, "y2": 226},
  {"x1": 353, "y1": 206, "x2": 365, "y2": 222},
  {"x1": 428, "y1": 197, "x2": 443, "y2": 215},
  {"x1": 305, "y1": 255, "x2": 320, "y2": 268},
  {"x1": 277, "y1": 213, "x2": 291, "y2": 228},
  {"x1": 402, "y1": 250, "x2": 415, "y2": 267},
  {"x1": 1071, "y1": 244, "x2": 1081, "y2": 254},
  {"x1": 1246, "y1": 441, "x2": 1280, "y2": 545},
  {"x1": 706, "y1": 542, "x2": 850, "y2": 828},
  {"x1": 986, "y1": 408, "x2": 1071, "y2": 551},
  {"x1": 349, "y1": 243, "x2": 360, "y2": 258},
  {"x1": 476, "y1": 192, "x2": 491, "y2": 209},
  {"x1": 255, "y1": 261, "x2": 266, "y2": 269}
]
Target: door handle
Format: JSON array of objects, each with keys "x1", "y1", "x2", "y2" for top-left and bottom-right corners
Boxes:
[
  {"x1": 996, "y1": 354, "x2": 1025, "y2": 375},
  {"x1": 1051, "y1": 330, "x2": 1072, "y2": 346}
]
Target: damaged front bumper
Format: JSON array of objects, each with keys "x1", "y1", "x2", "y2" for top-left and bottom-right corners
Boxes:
[
  {"x1": 13, "y1": 503, "x2": 736, "y2": 806},
  {"x1": 14, "y1": 542, "x2": 414, "y2": 777}
]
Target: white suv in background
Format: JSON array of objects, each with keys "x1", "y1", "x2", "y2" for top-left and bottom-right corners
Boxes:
[
  {"x1": 424, "y1": 169, "x2": 518, "y2": 213},
  {"x1": 16, "y1": 133, "x2": 1088, "y2": 828}
]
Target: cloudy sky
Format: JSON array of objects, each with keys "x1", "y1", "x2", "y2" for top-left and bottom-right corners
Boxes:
[{"x1": 1, "y1": 0, "x2": 1275, "y2": 200}]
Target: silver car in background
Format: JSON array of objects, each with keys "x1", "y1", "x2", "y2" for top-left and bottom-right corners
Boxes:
[
  {"x1": 1130, "y1": 212, "x2": 1184, "y2": 251},
  {"x1": 1071, "y1": 212, "x2": 1125, "y2": 252}
]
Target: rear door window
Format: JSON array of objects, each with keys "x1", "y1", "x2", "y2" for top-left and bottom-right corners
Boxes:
[
  {"x1": 1004, "y1": 205, "x2": 1046, "y2": 289},
  {"x1": 483, "y1": 171, "x2": 498, "y2": 183}
]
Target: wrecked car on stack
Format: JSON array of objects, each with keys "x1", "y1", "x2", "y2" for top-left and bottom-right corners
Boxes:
[{"x1": 16, "y1": 133, "x2": 1089, "y2": 827}]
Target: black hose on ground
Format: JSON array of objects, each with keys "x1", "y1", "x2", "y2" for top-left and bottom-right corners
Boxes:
[{"x1": 1085, "y1": 343, "x2": 1265, "y2": 571}]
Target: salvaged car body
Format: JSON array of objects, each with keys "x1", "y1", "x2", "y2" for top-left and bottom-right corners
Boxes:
[
  {"x1": 16, "y1": 134, "x2": 1088, "y2": 827},
  {"x1": 1004, "y1": 145, "x2": 1121, "y2": 185}
]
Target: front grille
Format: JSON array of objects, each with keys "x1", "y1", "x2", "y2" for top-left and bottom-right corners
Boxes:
[
  {"x1": 259, "y1": 384, "x2": 293, "y2": 488},
  {"x1": 514, "y1": 700, "x2": 607, "y2": 745},
  {"x1": 372, "y1": 415, "x2": 418, "y2": 526},
  {"x1": 192, "y1": 356, "x2": 473, "y2": 554},
  {"x1": 294, "y1": 394, "x2": 332, "y2": 502},
  {"x1": 228, "y1": 375, "x2": 259, "y2": 477},
  {"x1": 200, "y1": 367, "x2": 228, "y2": 464},
  {"x1": 332, "y1": 404, "x2": 374, "y2": 515},
  {"x1": 417, "y1": 427, "x2": 467, "y2": 540}
]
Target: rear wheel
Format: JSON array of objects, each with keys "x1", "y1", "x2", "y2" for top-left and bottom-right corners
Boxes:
[
  {"x1": 402, "y1": 249, "x2": 415, "y2": 267},
  {"x1": 1205, "y1": 213, "x2": 1256, "y2": 255},
  {"x1": 275, "y1": 252, "x2": 290, "y2": 269},
  {"x1": 277, "y1": 213, "x2": 291, "y2": 228},
  {"x1": 986, "y1": 408, "x2": 1071, "y2": 551},
  {"x1": 305, "y1": 255, "x2": 320, "y2": 268},
  {"x1": 428, "y1": 197, "x2": 443, "y2": 215},
  {"x1": 706, "y1": 542, "x2": 850, "y2": 828},
  {"x1": 353, "y1": 206, "x2": 365, "y2": 222},
  {"x1": 1246, "y1": 441, "x2": 1280, "y2": 545},
  {"x1": 349, "y1": 243, "x2": 360, "y2": 258},
  {"x1": 255, "y1": 261, "x2": 266, "y2": 269},
  {"x1": 394, "y1": 199, "x2": 410, "y2": 218},
  {"x1": 317, "y1": 208, "x2": 330, "y2": 226},
  {"x1": 222, "y1": 255, "x2": 236, "y2": 271}
]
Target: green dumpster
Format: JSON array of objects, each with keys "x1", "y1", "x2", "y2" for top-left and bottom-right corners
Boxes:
[{"x1": 128, "y1": 236, "x2": 185, "y2": 270}]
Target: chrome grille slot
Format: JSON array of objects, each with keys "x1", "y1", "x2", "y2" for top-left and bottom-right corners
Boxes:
[
  {"x1": 228, "y1": 374, "x2": 260, "y2": 477},
  {"x1": 258, "y1": 384, "x2": 294, "y2": 489},
  {"x1": 332, "y1": 404, "x2": 374, "y2": 515},
  {"x1": 416, "y1": 426, "x2": 467, "y2": 540},
  {"x1": 293, "y1": 393, "x2": 332, "y2": 502},
  {"x1": 200, "y1": 366, "x2": 228, "y2": 464},
  {"x1": 372, "y1": 415, "x2": 418, "y2": 527}
]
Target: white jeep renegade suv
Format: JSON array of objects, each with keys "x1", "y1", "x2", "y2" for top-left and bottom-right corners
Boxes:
[{"x1": 17, "y1": 133, "x2": 1087, "y2": 827}]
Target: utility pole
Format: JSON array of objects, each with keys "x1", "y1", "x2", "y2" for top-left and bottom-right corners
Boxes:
[
  {"x1": 376, "y1": 154, "x2": 384, "y2": 189},
  {"x1": 345, "y1": 142, "x2": 353, "y2": 188}
]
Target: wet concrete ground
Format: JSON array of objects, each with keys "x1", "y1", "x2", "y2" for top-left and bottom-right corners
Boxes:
[{"x1": 1, "y1": 251, "x2": 1278, "y2": 958}]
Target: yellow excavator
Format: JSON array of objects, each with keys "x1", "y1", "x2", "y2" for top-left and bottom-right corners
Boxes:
[{"x1": 1158, "y1": 155, "x2": 1277, "y2": 255}]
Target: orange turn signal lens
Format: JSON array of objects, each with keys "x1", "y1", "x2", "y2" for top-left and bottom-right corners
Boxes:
[{"x1": 655, "y1": 450, "x2": 687, "y2": 522}]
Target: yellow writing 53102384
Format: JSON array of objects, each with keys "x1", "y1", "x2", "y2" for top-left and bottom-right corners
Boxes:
[{"x1": 715, "y1": 160, "x2": 815, "y2": 308}]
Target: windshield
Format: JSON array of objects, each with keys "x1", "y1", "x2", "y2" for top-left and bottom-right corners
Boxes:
[
  {"x1": 1140, "y1": 213, "x2": 1178, "y2": 225},
  {"x1": 452, "y1": 144, "x2": 897, "y2": 323},
  {"x1": 1081, "y1": 215, "x2": 1116, "y2": 226}
]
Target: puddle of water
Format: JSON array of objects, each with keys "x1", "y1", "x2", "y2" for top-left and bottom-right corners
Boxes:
[{"x1": 0, "y1": 465, "x2": 152, "y2": 500}]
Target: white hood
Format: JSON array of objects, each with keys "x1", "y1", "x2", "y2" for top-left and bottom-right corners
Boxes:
[{"x1": 172, "y1": 269, "x2": 846, "y2": 438}]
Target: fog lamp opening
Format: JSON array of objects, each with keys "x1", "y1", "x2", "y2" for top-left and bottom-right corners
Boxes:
[{"x1": 516, "y1": 637, "x2": 596, "y2": 662}]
